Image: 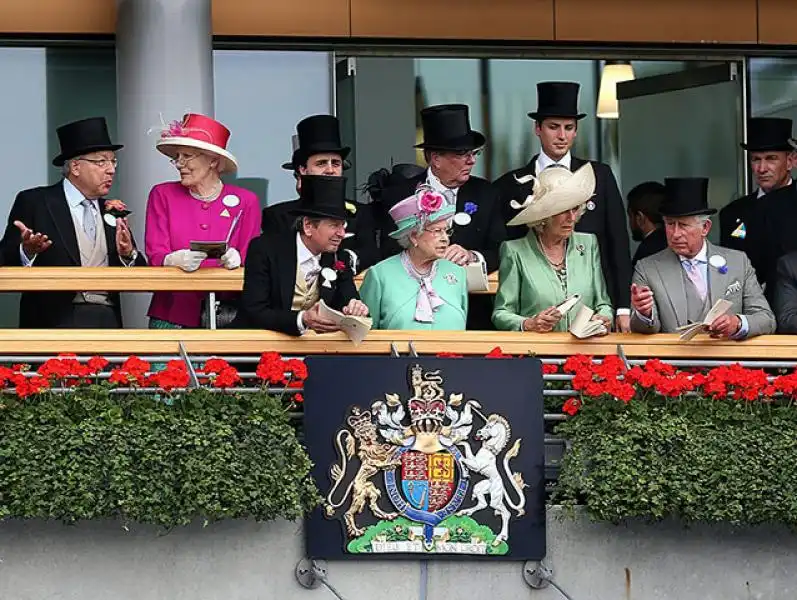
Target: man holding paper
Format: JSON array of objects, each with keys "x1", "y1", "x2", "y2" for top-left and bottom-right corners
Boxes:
[
  {"x1": 236, "y1": 175, "x2": 369, "y2": 337},
  {"x1": 630, "y1": 177, "x2": 775, "y2": 339}
]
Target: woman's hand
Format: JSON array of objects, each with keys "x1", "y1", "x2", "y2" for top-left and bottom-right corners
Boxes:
[
  {"x1": 220, "y1": 247, "x2": 241, "y2": 270},
  {"x1": 591, "y1": 313, "x2": 612, "y2": 336},
  {"x1": 522, "y1": 306, "x2": 562, "y2": 333},
  {"x1": 163, "y1": 249, "x2": 207, "y2": 272}
]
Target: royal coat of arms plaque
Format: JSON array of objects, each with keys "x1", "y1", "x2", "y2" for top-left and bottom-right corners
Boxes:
[{"x1": 303, "y1": 356, "x2": 545, "y2": 560}]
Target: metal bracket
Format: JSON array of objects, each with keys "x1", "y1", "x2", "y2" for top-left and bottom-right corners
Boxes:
[
  {"x1": 390, "y1": 342, "x2": 400, "y2": 357},
  {"x1": 178, "y1": 341, "x2": 200, "y2": 388},
  {"x1": 523, "y1": 560, "x2": 553, "y2": 589},
  {"x1": 408, "y1": 341, "x2": 418, "y2": 357},
  {"x1": 295, "y1": 558, "x2": 327, "y2": 589}
]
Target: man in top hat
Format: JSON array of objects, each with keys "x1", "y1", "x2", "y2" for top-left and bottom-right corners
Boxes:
[
  {"x1": 376, "y1": 103, "x2": 507, "y2": 330},
  {"x1": 237, "y1": 174, "x2": 368, "y2": 336},
  {"x1": 261, "y1": 114, "x2": 379, "y2": 273},
  {"x1": 630, "y1": 177, "x2": 774, "y2": 338},
  {"x1": 719, "y1": 117, "x2": 795, "y2": 258},
  {"x1": 0, "y1": 116, "x2": 146, "y2": 329},
  {"x1": 493, "y1": 81, "x2": 632, "y2": 332}
]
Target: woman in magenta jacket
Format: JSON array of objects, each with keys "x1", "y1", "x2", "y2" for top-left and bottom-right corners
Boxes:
[{"x1": 145, "y1": 113, "x2": 261, "y2": 328}]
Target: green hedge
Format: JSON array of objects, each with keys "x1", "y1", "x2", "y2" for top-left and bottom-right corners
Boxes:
[
  {"x1": 0, "y1": 388, "x2": 320, "y2": 527},
  {"x1": 553, "y1": 396, "x2": 797, "y2": 526}
]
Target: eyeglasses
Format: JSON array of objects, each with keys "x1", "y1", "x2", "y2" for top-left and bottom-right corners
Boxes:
[
  {"x1": 452, "y1": 149, "x2": 483, "y2": 160},
  {"x1": 424, "y1": 226, "x2": 453, "y2": 238},
  {"x1": 170, "y1": 154, "x2": 201, "y2": 167},
  {"x1": 77, "y1": 157, "x2": 117, "y2": 169}
]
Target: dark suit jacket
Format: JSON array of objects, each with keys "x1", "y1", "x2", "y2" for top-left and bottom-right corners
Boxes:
[
  {"x1": 745, "y1": 182, "x2": 797, "y2": 300},
  {"x1": 261, "y1": 199, "x2": 379, "y2": 273},
  {"x1": 377, "y1": 172, "x2": 507, "y2": 273},
  {"x1": 493, "y1": 155, "x2": 632, "y2": 310},
  {"x1": 719, "y1": 191, "x2": 757, "y2": 256},
  {"x1": 0, "y1": 180, "x2": 147, "y2": 328},
  {"x1": 632, "y1": 227, "x2": 667, "y2": 269},
  {"x1": 774, "y1": 251, "x2": 797, "y2": 333},
  {"x1": 235, "y1": 232, "x2": 360, "y2": 336}
]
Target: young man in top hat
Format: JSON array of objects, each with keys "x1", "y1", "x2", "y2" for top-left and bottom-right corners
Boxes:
[
  {"x1": 237, "y1": 174, "x2": 368, "y2": 336},
  {"x1": 376, "y1": 103, "x2": 507, "y2": 330},
  {"x1": 493, "y1": 81, "x2": 632, "y2": 332},
  {"x1": 0, "y1": 116, "x2": 146, "y2": 329},
  {"x1": 720, "y1": 117, "x2": 795, "y2": 256},
  {"x1": 261, "y1": 114, "x2": 379, "y2": 273},
  {"x1": 630, "y1": 177, "x2": 774, "y2": 338}
]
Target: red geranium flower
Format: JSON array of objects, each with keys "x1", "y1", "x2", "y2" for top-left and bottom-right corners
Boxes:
[{"x1": 333, "y1": 260, "x2": 346, "y2": 272}]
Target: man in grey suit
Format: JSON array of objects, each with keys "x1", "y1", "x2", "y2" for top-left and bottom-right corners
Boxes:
[{"x1": 630, "y1": 177, "x2": 775, "y2": 339}]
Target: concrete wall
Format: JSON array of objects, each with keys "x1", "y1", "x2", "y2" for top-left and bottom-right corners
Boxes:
[{"x1": 1, "y1": 507, "x2": 795, "y2": 599}]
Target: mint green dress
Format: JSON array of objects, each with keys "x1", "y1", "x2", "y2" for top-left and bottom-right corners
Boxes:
[
  {"x1": 492, "y1": 231, "x2": 613, "y2": 332},
  {"x1": 360, "y1": 255, "x2": 468, "y2": 330}
]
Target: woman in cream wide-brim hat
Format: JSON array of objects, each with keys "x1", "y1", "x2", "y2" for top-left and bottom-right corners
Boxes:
[{"x1": 493, "y1": 162, "x2": 614, "y2": 333}]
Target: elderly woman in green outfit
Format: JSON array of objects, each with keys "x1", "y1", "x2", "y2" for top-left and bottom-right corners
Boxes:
[
  {"x1": 492, "y1": 163, "x2": 613, "y2": 333},
  {"x1": 360, "y1": 185, "x2": 468, "y2": 330}
]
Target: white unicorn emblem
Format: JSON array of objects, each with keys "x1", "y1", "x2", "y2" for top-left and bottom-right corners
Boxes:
[{"x1": 457, "y1": 412, "x2": 527, "y2": 545}]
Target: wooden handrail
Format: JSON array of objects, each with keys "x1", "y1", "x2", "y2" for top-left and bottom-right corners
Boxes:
[
  {"x1": 1, "y1": 330, "x2": 797, "y2": 359},
  {"x1": 0, "y1": 267, "x2": 499, "y2": 294}
]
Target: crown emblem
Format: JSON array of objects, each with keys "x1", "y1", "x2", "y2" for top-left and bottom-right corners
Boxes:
[{"x1": 408, "y1": 365, "x2": 447, "y2": 434}]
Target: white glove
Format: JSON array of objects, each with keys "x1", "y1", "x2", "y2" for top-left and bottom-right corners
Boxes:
[
  {"x1": 220, "y1": 247, "x2": 242, "y2": 270},
  {"x1": 163, "y1": 249, "x2": 207, "y2": 273}
]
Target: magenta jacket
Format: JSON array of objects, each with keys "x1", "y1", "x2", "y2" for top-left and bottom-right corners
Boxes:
[{"x1": 145, "y1": 181, "x2": 261, "y2": 327}]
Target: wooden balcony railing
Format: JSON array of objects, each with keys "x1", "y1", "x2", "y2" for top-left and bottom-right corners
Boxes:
[
  {"x1": 0, "y1": 267, "x2": 499, "y2": 294},
  {"x1": 0, "y1": 330, "x2": 796, "y2": 360}
]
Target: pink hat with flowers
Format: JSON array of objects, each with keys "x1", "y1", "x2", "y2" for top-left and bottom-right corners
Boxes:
[{"x1": 388, "y1": 185, "x2": 456, "y2": 239}]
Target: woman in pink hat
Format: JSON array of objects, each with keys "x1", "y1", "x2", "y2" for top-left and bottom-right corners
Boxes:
[
  {"x1": 145, "y1": 113, "x2": 261, "y2": 328},
  {"x1": 359, "y1": 185, "x2": 468, "y2": 330}
]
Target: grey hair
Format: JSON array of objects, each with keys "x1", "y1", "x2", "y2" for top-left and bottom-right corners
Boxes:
[
  {"x1": 61, "y1": 158, "x2": 76, "y2": 177},
  {"x1": 394, "y1": 222, "x2": 423, "y2": 249},
  {"x1": 530, "y1": 202, "x2": 588, "y2": 233}
]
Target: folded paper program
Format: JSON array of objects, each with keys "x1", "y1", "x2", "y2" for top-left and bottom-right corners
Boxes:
[
  {"x1": 677, "y1": 299, "x2": 734, "y2": 341},
  {"x1": 569, "y1": 304, "x2": 608, "y2": 339},
  {"x1": 318, "y1": 300, "x2": 373, "y2": 345}
]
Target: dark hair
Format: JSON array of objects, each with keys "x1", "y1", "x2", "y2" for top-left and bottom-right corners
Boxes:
[
  {"x1": 627, "y1": 181, "x2": 666, "y2": 225},
  {"x1": 293, "y1": 216, "x2": 322, "y2": 233}
]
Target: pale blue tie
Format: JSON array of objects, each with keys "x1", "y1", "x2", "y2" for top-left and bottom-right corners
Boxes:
[{"x1": 80, "y1": 198, "x2": 96, "y2": 246}]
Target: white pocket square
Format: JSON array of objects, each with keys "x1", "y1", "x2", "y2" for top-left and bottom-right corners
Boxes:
[{"x1": 725, "y1": 281, "x2": 742, "y2": 296}]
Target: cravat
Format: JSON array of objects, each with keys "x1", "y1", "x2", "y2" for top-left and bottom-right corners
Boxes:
[
  {"x1": 683, "y1": 259, "x2": 707, "y2": 301},
  {"x1": 80, "y1": 198, "x2": 97, "y2": 245},
  {"x1": 442, "y1": 189, "x2": 456, "y2": 206},
  {"x1": 304, "y1": 258, "x2": 320, "y2": 284}
]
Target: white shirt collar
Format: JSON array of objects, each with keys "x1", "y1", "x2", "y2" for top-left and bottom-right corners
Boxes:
[
  {"x1": 537, "y1": 149, "x2": 572, "y2": 173},
  {"x1": 757, "y1": 177, "x2": 793, "y2": 198},
  {"x1": 296, "y1": 232, "x2": 319, "y2": 266},
  {"x1": 679, "y1": 241, "x2": 708, "y2": 264},
  {"x1": 63, "y1": 177, "x2": 89, "y2": 209},
  {"x1": 426, "y1": 168, "x2": 458, "y2": 200}
]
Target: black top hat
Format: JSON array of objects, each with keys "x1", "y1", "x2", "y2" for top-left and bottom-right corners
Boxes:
[
  {"x1": 528, "y1": 82, "x2": 587, "y2": 121},
  {"x1": 414, "y1": 104, "x2": 486, "y2": 152},
  {"x1": 292, "y1": 174, "x2": 349, "y2": 220},
  {"x1": 281, "y1": 115, "x2": 351, "y2": 171},
  {"x1": 660, "y1": 177, "x2": 716, "y2": 218},
  {"x1": 52, "y1": 117, "x2": 123, "y2": 167},
  {"x1": 741, "y1": 117, "x2": 795, "y2": 152}
]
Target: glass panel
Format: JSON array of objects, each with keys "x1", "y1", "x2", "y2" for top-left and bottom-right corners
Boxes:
[
  {"x1": 618, "y1": 67, "x2": 743, "y2": 245},
  {"x1": 749, "y1": 58, "x2": 797, "y2": 121},
  {"x1": 213, "y1": 50, "x2": 333, "y2": 208}
]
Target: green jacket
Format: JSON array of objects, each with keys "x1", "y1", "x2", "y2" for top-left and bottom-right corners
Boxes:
[
  {"x1": 492, "y1": 231, "x2": 613, "y2": 331},
  {"x1": 360, "y1": 255, "x2": 468, "y2": 330}
]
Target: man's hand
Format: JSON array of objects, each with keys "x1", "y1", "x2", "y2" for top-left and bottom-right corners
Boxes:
[
  {"x1": 522, "y1": 306, "x2": 562, "y2": 333},
  {"x1": 15, "y1": 220, "x2": 52, "y2": 258},
  {"x1": 631, "y1": 283, "x2": 654, "y2": 318},
  {"x1": 342, "y1": 298, "x2": 369, "y2": 317},
  {"x1": 302, "y1": 303, "x2": 340, "y2": 334},
  {"x1": 615, "y1": 314, "x2": 631, "y2": 333},
  {"x1": 444, "y1": 244, "x2": 472, "y2": 266},
  {"x1": 709, "y1": 314, "x2": 742, "y2": 339},
  {"x1": 115, "y1": 217, "x2": 134, "y2": 258}
]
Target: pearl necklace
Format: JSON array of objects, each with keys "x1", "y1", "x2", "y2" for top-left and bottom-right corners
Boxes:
[{"x1": 189, "y1": 181, "x2": 222, "y2": 202}]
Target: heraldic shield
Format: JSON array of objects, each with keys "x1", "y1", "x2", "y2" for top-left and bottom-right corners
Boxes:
[{"x1": 303, "y1": 356, "x2": 546, "y2": 560}]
